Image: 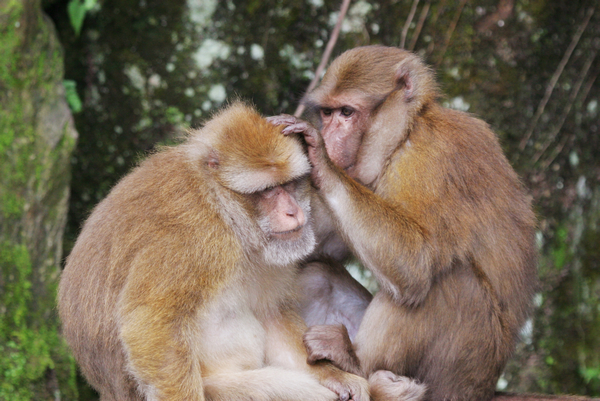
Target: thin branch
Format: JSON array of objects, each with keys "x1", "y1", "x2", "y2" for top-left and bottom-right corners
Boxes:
[
  {"x1": 409, "y1": 0, "x2": 431, "y2": 51},
  {"x1": 400, "y1": 0, "x2": 420, "y2": 49},
  {"x1": 539, "y1": 135, "x2": 569, "y2": 171},
  {"x1": 578, "y1": 69, "x2": 600, "y2": 111},
  {"x1": 434, "y1": 0, "x2": 468, "y2": 66},
  {"x1": 518, "y1": 6, "x2": 595, "y2": 150},
  {"x1": 426, "y1": 0, "x2": 447, "y2": 56},
  {"x1": 294, "y1": 0, "x2": 352, "y2": 118},
  {"x1": 539, "y1": 68, "x2": 599, "y2": 170},
  {"x1": 533, "y1": 50, "x2": 597, "y2": 166}
]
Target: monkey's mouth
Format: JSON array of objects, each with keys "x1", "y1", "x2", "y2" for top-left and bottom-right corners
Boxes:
[{"x1": 271, "y1": 225, "x2": 304, "y2": 241}]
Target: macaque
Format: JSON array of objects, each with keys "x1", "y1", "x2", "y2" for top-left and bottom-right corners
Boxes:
[
  {"x1": 58, "y1": 102, "x2": 368, "y2": 401},
  {"x1": 269, "y1": 46, "x2": 538, "y2": 401}
]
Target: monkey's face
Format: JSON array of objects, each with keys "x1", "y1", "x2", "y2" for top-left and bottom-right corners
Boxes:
[
  {"x1": 318, "y1": 100, "x2": 369, "y2": 174},
  {"x1": 254, "y1": 177, "x2": 315, "y2": 266},
  {"x1": 304, "y1": 88, "x2": 374, "y2": 179},
  {"x1": 193, "y1": 102, "x2": 315, "y2": 266}
]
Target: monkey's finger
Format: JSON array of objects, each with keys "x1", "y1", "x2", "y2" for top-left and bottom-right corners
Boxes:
[
  {"x1": 307, "y1": 351, "x2": 330, "y2": 365},
  {"x1": 281, "y1": 123, "x2": 312, "y2": 136},
  {"x1": 266, "y1": 114, "x2": 297, "y2": 126},
  {"x1": 337, "y1": 389, "x2": 350, "y2": 401}
]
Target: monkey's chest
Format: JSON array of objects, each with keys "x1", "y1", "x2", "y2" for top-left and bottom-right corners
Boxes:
[{"x1": 196, "y1": 293, "x2": 267, "y2": 376}]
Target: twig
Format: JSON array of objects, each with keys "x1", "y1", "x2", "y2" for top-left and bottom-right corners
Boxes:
[
  {"x1": 578, "y1": 69, "x2": 600, "y2": 112},
  {"x1": 400, "y1": 0, "x2": 420, "y2": 49},
  {"x1": 409, "y1": 0, "x2": 431, "y2": 51},
  {"x1": 539, "y1": 135, "x2": 569, "y2": 171},
  {"x1": 435, "y1": 0, "x2": 468, "y2": 66},
  {"x1": 518, "y1": 6, "x2": 595, "y2": 150},
  {"x1": 534, "y1": 50, "x2": 597, "y2": 166},
  {"x1": 426, "y1": 0, "x2": 447, "y2": 55},
  {"x1": 294, "y1": 0, "x2": 352, "y2": 117}
]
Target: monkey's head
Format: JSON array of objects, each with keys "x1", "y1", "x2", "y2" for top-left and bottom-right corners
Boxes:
[
  {"x1": 303, "y1": 46, "x2": 439, "y2": 186},
  {"x1": 187, "y1": 102, "x2": 316, "y2": 266}
]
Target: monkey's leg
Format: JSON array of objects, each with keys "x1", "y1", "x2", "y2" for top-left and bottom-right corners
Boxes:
[
  {"x1": 202, "y1": 367, "x2": 337, "y2": 401},
  {"x1": 356, "y1": 282, "x2": 504, "y2": 401},
  {"x1": 297, "y1": 260, "x2": 372, "y2": 341}
]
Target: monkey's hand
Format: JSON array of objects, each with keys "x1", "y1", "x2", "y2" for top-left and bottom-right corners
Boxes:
[
  {"x1": 304, "y1": 325, "x2": 362, "y2": 376},
  {"x1": 266, "y1": 114, "x2": 330, "y2": 189},
  {"x1": 317, "y1": 367, "x2": 369, "y2": 401},
  {"x1": 368, "y1": 371, "x2": 426, "y2": 401}
]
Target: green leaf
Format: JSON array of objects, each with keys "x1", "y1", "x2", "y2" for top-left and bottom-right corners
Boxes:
[
  {"x1": 63, "y1": 80, "x2": 82, "y2": 113},
  {"x1": 67, "y1": 0, "x2": 87, "y2": 36}
]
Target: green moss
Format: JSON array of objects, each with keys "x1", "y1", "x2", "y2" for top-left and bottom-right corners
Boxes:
[
  {"x1": 551, "y1": 227, "x2": 569, "y2": 270},
  {"x1": 0, "y1": 242, "x2": 35, "y2": 400},
  {"x1": 0, "y1": 125, "x2": 14, "y2": 154},
  {"x1": 0, "y1": 1, "x2": 79, "y2": 399},
  {"x1": 0, "y1": 1, "x2": 22, "y2": 86}
]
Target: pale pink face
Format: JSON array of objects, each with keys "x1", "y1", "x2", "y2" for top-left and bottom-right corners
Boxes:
[
  {"x1": 257, "y1": 181, "x2": 306, "y2": 240},
  {"x1": 319, "y1": 103, "x2": 369, "y2": 175}
]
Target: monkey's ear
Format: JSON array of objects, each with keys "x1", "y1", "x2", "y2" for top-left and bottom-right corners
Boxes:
[{"x1": 394, "y1": 58, "x2": 417, "y2": 102}]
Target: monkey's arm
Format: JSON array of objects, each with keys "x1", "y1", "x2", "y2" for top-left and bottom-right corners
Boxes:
[
  {"x1": 269, "y1": 115, "x2": 438, "y2": 307},
  {"x1": 119, "y1": 303, "x2": 204, "y2": 399},
  {"x1": 118, "y1": 246, "x2": 208, "y2": 400},
  {"x1": 264, "y1": 305, "x2": 369, "y2": 401},
  {"x1": 317, "y1": 169, "x2": 436, "y2": 306}
]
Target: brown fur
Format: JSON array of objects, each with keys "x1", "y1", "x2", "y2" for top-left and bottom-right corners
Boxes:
[
  {"x1": 271, "y1": 46, "x2": 538, "y2": 401},
  {"x1": 494, "y1": 393, "x2": 600, "y2": 401},
  {"x1": 58, "y1": 102, "x2": 368, "y2": 401}
]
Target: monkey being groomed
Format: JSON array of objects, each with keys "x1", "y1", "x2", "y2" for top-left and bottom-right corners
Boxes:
[
  {"x1": 58, "y1": 103, "x2": 368, "y2": 401},
  {"x1": 269, "y1": 46, "x2": 538, "y2": 401}
]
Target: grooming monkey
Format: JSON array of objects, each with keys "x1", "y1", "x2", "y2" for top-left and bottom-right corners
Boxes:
[
  {"x1": 58, "y1": 103, "x2": 368, "y2": 401},
  {"x1": 269, "y1": 46, "x2": 538, "y2": 401}
]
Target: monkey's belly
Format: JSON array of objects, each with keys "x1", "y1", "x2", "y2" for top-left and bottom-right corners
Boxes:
[{"x1": 196, "y1": 292, "x2": 267, "y2": 377}]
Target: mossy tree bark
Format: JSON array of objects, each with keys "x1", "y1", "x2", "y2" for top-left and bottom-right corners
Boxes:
[{"x1": 0, "y1": 0, "x2": 78, "y2": 399}]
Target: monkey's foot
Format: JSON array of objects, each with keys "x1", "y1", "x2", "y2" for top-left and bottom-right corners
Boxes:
[
  {"x1": 304, "y1": 325, "x2": 362, "y2": 376},
  {"x1": 368, "y1": 370, "x2": 426, "y2": 401}
]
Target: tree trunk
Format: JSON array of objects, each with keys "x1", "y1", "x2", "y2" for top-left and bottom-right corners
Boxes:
[{"x1": 0, "y1": 0, "x2": 78, "y2": 399}]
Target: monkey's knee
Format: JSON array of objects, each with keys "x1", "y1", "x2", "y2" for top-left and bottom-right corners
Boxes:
[
  {"x1": 299, "y1": 262, "x2": 335, "y2": 292},
  {"x1": 368, "y1": 370, "x2": 426, "y2": 401}
]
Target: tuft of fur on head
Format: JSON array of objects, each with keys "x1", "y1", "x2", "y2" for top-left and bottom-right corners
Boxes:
[
  {"x1": 186, "y1": 102, "x2": 311, "y2": 194},
  {"x1": 305, "y1": 46, "x2": 439, "y2": 117},
  {"x1": 301, "y1": 46, "x2": 440, "y2": 187}
]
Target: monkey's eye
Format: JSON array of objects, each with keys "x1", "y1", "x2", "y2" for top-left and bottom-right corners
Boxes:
[
  {"x1": 321, "y1": 108, "x2": 333, "y2": 116},
  {"x1": 283, "y1": 176, "x2": 305, "y2": 192},
  {"x1": 341, "y1": 107, "x2": 354, "y2": 117}
]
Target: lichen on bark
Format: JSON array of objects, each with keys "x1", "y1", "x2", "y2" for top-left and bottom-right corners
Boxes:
[{"x1": 0, "y1": 0, "x2": 78, "y2": 399}]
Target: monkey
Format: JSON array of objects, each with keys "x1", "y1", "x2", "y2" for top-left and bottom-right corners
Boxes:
[
  {"x1": 57, "y1": 102, "x2": 369, "y2": 401},
  {"x1": 268, "y1": 46, "x2": 538, "y2": 401}
]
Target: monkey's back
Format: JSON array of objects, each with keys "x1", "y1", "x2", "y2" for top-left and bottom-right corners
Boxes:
[
  {"x1": 379, "y1": 103, "x2": 537, "y2": 334},
  {"x1": 58, "y1": 148, "x2": 242, "y2": 396}
]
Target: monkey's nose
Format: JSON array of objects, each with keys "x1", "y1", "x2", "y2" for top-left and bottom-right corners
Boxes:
[
  {"x1": 277, "y1": 204, "x2": 304, "y2": 233},
  {"x1": 285, "y1": 205, "x2": 305, "y2": 228}
]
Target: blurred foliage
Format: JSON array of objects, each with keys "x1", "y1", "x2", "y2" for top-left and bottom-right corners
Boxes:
[
  {"x1": 39, "y1": 0, "x2": 600, "y2": 398},
  {"x1": 67, "y1": 0, "x2": 98, "y2": 36}
]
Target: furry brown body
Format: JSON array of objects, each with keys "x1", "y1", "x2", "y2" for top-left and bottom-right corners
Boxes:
[
  {"x1": 270, "y1": 46, "x2": 538, "y2": 401},
  {"x1": 58, "y1": 103, "x2": 368, "y2": 401}
]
